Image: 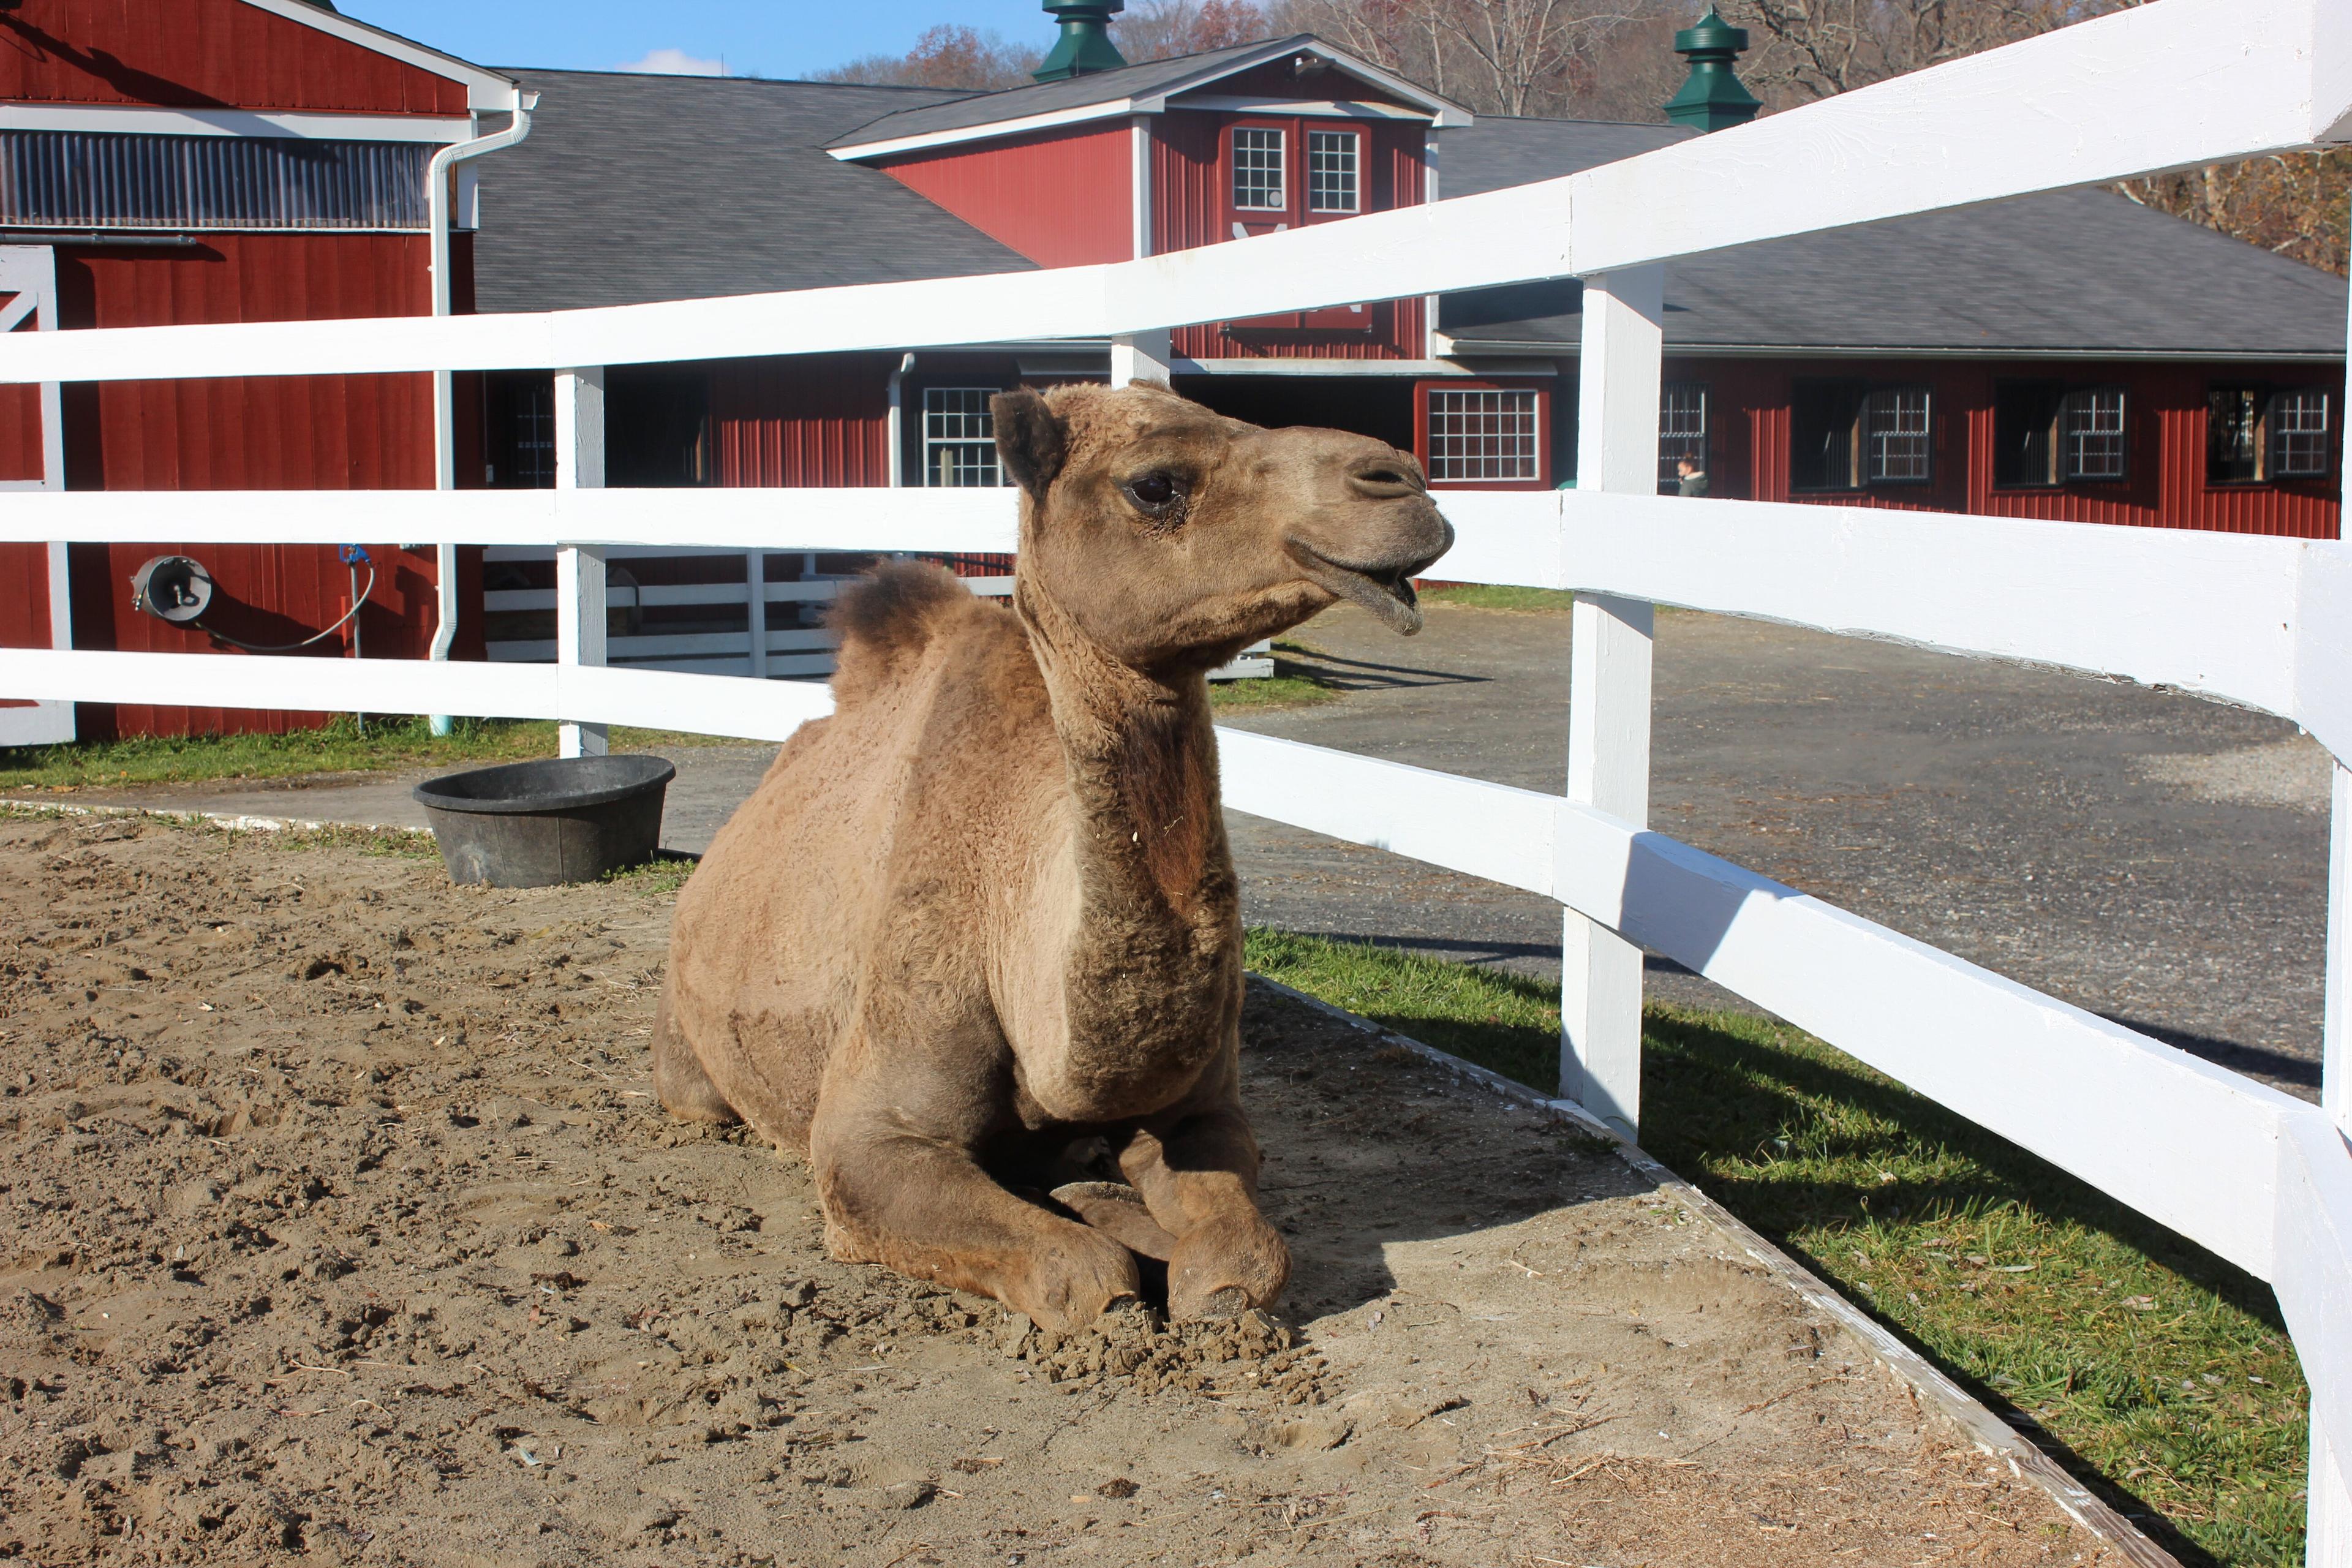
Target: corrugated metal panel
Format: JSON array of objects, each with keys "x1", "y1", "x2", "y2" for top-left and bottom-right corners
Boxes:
[
  {"x1": 1156, "y1": 111, "x2": 1425, "y2": 360},
  {"x1": 710, "y1": 354, "x2": 891, "y2": 488},
  {"x1": 2, "y1": 132, "x2": 429, "y2": 230},
  {"x1": 876, "y1": 124, "x2": 1133, "y2": 268},
  {"x1": 0, "y1": 0, "x2": 470, "y2": 115}
]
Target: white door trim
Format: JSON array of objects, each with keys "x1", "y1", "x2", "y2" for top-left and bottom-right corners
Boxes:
[{"x1": 0, "y1": 246, "x2": 74, "y2": 747}]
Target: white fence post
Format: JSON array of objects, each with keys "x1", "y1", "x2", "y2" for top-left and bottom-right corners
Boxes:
[
  {"x1": 1561, "y1": 265, "x2": 1664, "y2": 1137},
  {"x1": 1110, "y1": 331, "x2": 1171, "y2": 388},
  {"x1": 745, "y1": 549, "x2": 769, "y2": 680},
  {"x1": 554, "y1": 366, "x2": 608, "y2": 759}
]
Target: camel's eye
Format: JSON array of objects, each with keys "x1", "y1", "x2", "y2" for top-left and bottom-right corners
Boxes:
[{"x1": 1121, "y1": 470, "x2": 1186, "y2": 518}]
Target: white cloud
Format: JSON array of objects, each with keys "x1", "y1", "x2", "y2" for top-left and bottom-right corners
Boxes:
[{"x1": 618, "y1": 47, "x2": 725, "y2": 76}]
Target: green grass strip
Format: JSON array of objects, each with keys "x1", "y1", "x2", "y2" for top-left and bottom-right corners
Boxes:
[
  {"x1": 0, "y1": 714, "x2": 743, "y2": 794},
  {"x1": 1243, "y1": 927, "x2": 2310, "y2": 1566}
]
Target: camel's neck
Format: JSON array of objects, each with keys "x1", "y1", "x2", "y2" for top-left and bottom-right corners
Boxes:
[{"x1": 1015, "y1": 576, "x2": 1232, "y2": 932}]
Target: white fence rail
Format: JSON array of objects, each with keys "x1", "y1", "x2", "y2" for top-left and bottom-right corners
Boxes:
[{"x1": 4, "y1": 0, "x2": 2351, "y2": 1553}]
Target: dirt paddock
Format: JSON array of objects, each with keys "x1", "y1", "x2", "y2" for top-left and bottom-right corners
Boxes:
[{"x1": 0, "y1": 811, "x2": 2116, "y2": 1566}]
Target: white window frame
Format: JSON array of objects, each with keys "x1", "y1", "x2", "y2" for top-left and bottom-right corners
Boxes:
[
  {"x1": 1863, "y1": 386, "x2": 1932, "y2": 484},
  {"x1": 2271, "y1": 388, "x2": 2332, "y2": 478},
  {"x1": 1425, "y1": 386, "x2": 1542, "y2": 484},
  {"x1": 1231, "y1": 126, "x2": 1286, "y2": 213},
  {"x1": 2061, "y1": 386, "x2": 2127, "y2": 481},
  {"x1": 1306, "y1": 128, "x2": 1359, "y2": 214},
  {"x1": 1658, "y1": 382, "x2": 1708, "y2": 489},
  {"x1": 921, "y1": 386, "x2": 1007, "y2": 488}
]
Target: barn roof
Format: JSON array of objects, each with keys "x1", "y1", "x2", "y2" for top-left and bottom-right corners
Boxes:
[
  {"x1": 469, "y1": 70, "x2": 1036, "y2": 314},
  {"x1": 824, "y1": 36, "x2": 1471, "y2": 159},
  {"x1": 1436, "y1": 116, "x2": 2348, "y2": 361}
]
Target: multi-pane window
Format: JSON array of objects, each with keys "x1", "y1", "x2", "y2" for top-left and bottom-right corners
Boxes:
[
  {"x1": 2271, "y1": 389, "x2": 2331, "y2": 477},
  {"x1": 1863, "y1": 387, "x2": 1932, "y2": 482},
  {"x1": 1425, "y1": 388, "x2": 1541, "y2": 483},
  {"x1": 922, "y1": 388, "x2": 1004, "y2": 488},
  {"x1": 2062, "y1": 387, "x2": 2127, "y2": 480},
  {"x1": 1306, "y1": 130, "x2": 1358, "y2": 213},
  {"x1": 2208, "y1": 386, "x2": 2332, "y2": 483},
  {"x1": 1231, "y1": 128, "x2": 1286, "y2": 211},
  {"x1": 1658, "y1": 382, "x2": 1707, "y2": 490},
  {"x1": 1793, "y1": 381, "x2": 1930, "y2": 489},
  {"x1": 1994, "y1": 382, "x2": 2129, "y2": 484}
]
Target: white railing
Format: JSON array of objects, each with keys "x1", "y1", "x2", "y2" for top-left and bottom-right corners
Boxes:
[{"x1": 2, "y1": 0, "x2": 2350, "y2": 1553}]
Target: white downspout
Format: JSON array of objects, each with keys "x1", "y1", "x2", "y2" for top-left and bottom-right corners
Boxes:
[{"x1": 426, "y1": 86, "x2": 537, "y2": 736}]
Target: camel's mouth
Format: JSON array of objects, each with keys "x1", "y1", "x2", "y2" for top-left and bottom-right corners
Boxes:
[{"x1": 1293, "y1": 545, "x2": 1434, "y2": 635}]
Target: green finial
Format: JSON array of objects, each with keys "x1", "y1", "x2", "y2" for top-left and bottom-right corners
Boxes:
[
  {"x1": 1662, "y1": 8, "x2": 1761, "y2": 133},
  {"x1": 1033, "y1": 0, "x2": 1129, "y2": 83}
]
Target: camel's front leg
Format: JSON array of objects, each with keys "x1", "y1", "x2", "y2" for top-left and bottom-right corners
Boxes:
[
  {"x1": 1118, "y1": 1060, "x2": 1290, "y2": 1321},
  {"x1": 810, "y1": 1050, "x2": 1142, "y2": 1333}
]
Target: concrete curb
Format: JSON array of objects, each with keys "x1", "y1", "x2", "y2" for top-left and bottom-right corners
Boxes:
[
  {"x1": 1, "y1": 796, "x2": 431, "y2": 839},
  {"x1": 1248, "y1": 974, "x2": 2182, "y2": 1567}
]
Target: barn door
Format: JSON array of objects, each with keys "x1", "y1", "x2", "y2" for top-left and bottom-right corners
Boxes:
[{"x1": 0, "y1": 245, "x2": 72, "y2": 747}]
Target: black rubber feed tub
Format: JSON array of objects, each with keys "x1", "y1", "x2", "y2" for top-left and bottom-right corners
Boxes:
[{"x1": 413, "y1": 754, "x2": 676, "y2": 888}]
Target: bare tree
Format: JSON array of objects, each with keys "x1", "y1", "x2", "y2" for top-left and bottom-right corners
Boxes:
[
  {"x1": 810, "y1": 24, "x2": 1042, "y2": 91},
  {"x1": 1275, "y1": 0, "x2": 1668, "y2": 118},
  {"x1": 1120, "y1": 0, "x2": 1279, "y2": 61},
  {"x1": 1713, "y1": 0, "x2": 2132, "y2": 107}
]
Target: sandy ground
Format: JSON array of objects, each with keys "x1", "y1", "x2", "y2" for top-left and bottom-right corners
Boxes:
[{"x1": 0, "y1": 812, "x2": 2114, "y2": 1567}]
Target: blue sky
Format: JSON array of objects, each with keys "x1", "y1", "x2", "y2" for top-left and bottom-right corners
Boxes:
[{"x1": 341, "y1": 1, "x2": 1057, "y2": 80}]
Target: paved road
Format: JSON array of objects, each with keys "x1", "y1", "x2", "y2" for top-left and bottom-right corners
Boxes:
[
  {"x1": 51, "y1": 599, "x2": 2330, "y2": 1101},
  {"x1": 1224, "y1": 601, "x2": 2329, "y2": 1101}
]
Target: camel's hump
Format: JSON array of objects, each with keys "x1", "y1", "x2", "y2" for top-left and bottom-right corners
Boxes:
[{"x1": 827, "y1": 560, "x2": 990, "y2": 703}]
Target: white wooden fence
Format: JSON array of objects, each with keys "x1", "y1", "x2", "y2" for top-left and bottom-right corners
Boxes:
[{"x1": 4, "y1": 0, "x2": 2351, "y2": 1552}]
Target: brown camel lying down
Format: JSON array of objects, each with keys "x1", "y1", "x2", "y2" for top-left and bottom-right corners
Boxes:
[{"x1": 654, "y1": 382, "x2": 1453, "y2": 1330}]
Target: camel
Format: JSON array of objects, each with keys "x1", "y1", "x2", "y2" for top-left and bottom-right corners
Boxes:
[{"x1": 653, "y1": 381, "x2": 1453, "y2": 1331}]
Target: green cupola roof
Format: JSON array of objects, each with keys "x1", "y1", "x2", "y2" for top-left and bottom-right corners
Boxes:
[
  {"x1": 1033, "y1": 0, "x2": 1129, "y2": 83},
  {"x1": 1662, "y1": 8, "x2": 1762, "y2": 134}
]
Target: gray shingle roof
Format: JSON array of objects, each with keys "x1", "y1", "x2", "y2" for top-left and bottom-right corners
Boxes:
[
  {"x1": 1437, "y1": 115, "x2": 2348, "y2": 359},
  {"x1": 470, "y1": 70, "x2": 1035, "y2": 313},
  {"x1": 823, "y1": 37, "x2": 1309, "y2": 150}
]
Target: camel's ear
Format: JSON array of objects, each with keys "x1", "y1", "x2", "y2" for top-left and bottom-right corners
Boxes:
[{"x1": 992, "y1": 388, "x2": 1066, "y2": 503}]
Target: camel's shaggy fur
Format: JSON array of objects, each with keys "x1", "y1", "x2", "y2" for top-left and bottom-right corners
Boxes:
[{"x1": 655, "y1": 382, "x2": 1452, "y2": 1330}]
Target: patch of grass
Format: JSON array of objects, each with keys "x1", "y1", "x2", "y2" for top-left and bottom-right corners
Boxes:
[
  {"x1": 1416, "y1": 583, "x2": 1577, "y2": 613},
  {"x1": 1208, "y1": 644, "x2": 1343, "y2": 713},
  {"x1": 0, "y1": 714, "x2": 744, "y2": 794},
  {"x1": 603, "y1": 853, "x2": 699, "y2": 899},
  {"x1": 1244, "y1": 927, "x2": 2309, "y2": 1567}
]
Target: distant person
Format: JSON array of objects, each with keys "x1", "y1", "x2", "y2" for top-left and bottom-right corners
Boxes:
[{"x1": 1675, "y1": 453, "x2": 1709, "y2": 497}]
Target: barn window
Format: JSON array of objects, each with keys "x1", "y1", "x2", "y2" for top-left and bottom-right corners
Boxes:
[
  {"x1": 1423, "y1": 386, "x2": 1542, "y2": 484},
  {"x1": 1657, "y1": 382, "x2": 1707, "y2": 491},
  {"x1": 922, "y1": 388, "x2": 1006, "y2": 488},
  {"x1": 2208, "y1": 386, "x2": 2263, "y2": 483},
  {"x1": 2062, "y1": 387, "x2": 2128, "y2": 480},
  {"x1": 1231, "y1": 128, "x2": 1286, "y2": 212},
  {"x1": 486, "y1": 373, "x2": 556, "y2": 489},
  {"x1": 0, "y1": 130, "x2": 429, "y2": 230},
  {"x1": 1306, "y1": 130, "x2": 1359, "y2": 213},
  {"x1": 2271, "y1": 388, "x2": 2332, "y2": 477},
  {"x1": 1995, "y1": 382, "x2": 2128, "y2": 485},
  {"x1": 1863, "y1": 388, "x2": 1932, "y2": 483}
]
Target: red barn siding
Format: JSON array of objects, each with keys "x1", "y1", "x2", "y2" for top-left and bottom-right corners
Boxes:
[
  {"x1": 0, "y1": 382, "x2": 39, "y2": 484},
  {"x1": 1663, "y1": 355, "x2": 2339, "y2": 538},
  {"x1": 877, "y1": 125, "x2": 1133, "y2": 268},
  {"x1": 1152, "y1": 111, "x2": 1425, "y2": 360},
  {"x1": 711, "y1": 354, "x2": 891, "y2": 487},
  {"x1": 0, "y1": 547, "x2": 53, "y2": 652},
  {"x1": 44, "y1": 232, "x2": 460, "y2": 737},
  {"x1": 0, "y1": 0, "x2": 470, "y2": 114}
]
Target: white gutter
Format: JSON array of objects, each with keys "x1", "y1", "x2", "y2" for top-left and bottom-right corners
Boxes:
[{"x1": 426, "y1": 88, "x2": 537, "y2": 736}]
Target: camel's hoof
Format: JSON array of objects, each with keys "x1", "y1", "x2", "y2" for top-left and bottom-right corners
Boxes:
[{"x1": 1051, "y1": 1181, "x2": 1178, "y2": 1262}]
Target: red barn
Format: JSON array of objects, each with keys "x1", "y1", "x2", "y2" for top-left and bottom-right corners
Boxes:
[
  {"x1": 5, "y1": 2, "x2": 2346, "y2": 739},
  {"x1": 0, "y1": 0, "x2": 521, "y2": 742}
]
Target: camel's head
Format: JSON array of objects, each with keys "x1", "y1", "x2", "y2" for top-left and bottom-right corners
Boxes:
[{"x1": 993, "y1": 382, "x2": 1455, "y2": 674}]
